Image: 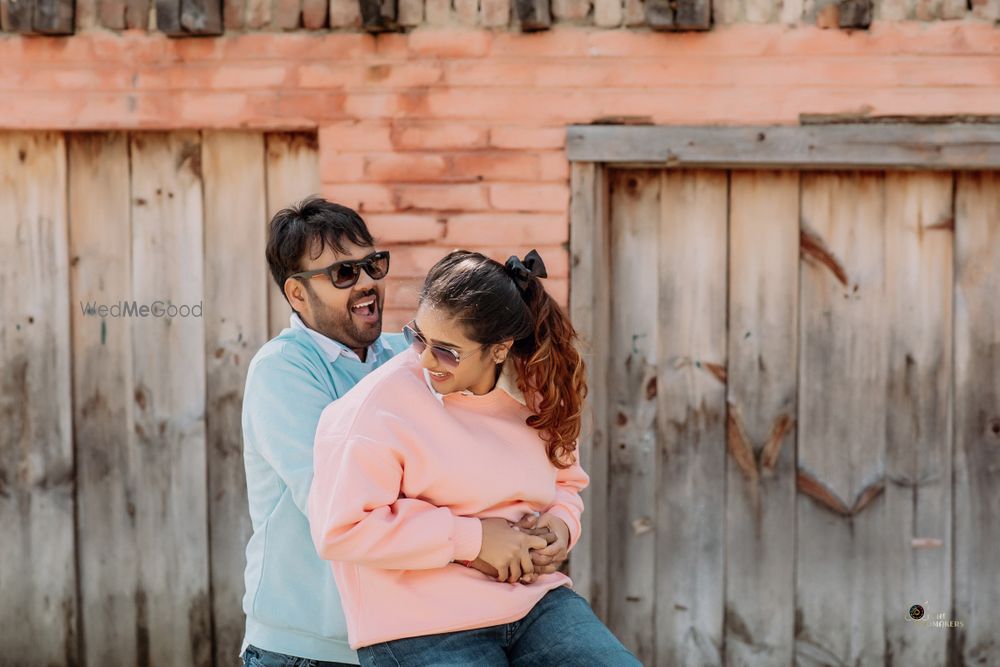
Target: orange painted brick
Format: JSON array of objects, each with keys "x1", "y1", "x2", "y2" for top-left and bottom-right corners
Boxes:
[
  {"x1": 396, "y1": 184, "x2": 490, "y2": 211},
  {"x1": 365, "y1": 154, "x2": 450, "y2": 182},
  {"x1": 385, "y1": 245, "x2": 459, "y2": 277},
  {"x1": 489, "y1": 30, "x2": 589, "y2": 57},
  {"x1": 320, "y1": 123, "x2": 394, "y2": 152},
  {"x1": 443, "y1": 213, "x2": 568, "y2": 246},
  {"x1": 299, "y1": 63, "x2": 442, "y2": 88},
  {"x1": 489, "y1": 126, "x2": 565, "y2": 150},
  {"x1": 273, "y1": 92, "x2": 348, "y2": 121},
  {"x1": 539, "y1": 152, "x2": 569, "y2": 181},
  {"x1": 409, "y1": 29, "x2": 492, "y2": 58},
  {"x1": 450, "y1": 153, "x2": 542, "y2": 181},
  {"x1": 489, "y1": 183, "x2": 569, "y2": 212},
  {"x1": 366, "y1": 214, "x2": 446, "y2": 243},
  {"x1": 320, "y1": 153, "x2": 366, "y2": 182},
  {"x1": 210, "y1": 65, "x2": 291, "y2": 89},
  {"x1": 322, "y1": 183, "x2": 396, "y2": 213},
  {"x1": 391, "y1": 123, "x2": 489, "y2": 150},
  {"x1": 383, "y1": 277, "x2": 425, "y2": 309}
]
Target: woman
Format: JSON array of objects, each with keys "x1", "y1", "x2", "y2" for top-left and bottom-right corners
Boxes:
[{"x1": 307, "y1": 250, "x2": 640, "y2": 666}]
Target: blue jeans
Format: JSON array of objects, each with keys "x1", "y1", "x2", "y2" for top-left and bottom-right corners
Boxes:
[
  {"x1": 358, "y1": 586, "x2": 641, "y2": 666},
  {"x1": 242, "y1": 644, "x2": 356, "y2": 667}
]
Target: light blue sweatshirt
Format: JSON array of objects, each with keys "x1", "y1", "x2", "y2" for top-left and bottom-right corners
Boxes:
[{"x1": 241, "y1": 317, "x2": 408, "y2": 663}]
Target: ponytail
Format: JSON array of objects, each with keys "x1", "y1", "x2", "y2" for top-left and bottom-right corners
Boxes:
[
  {"x1": 419, "y1": 249, "x2": 586, "y2": 469},
  {"x1": 511, "y1": 277, "x2": 587, "y2": 470}
]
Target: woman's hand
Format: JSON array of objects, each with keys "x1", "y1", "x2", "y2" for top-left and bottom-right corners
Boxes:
[
  {"x1": 477, "y1": 517, "x2": 549, "y2": 583},
  {"x1": 513, "y1": 513, "x2": 570, "y2": 583}
]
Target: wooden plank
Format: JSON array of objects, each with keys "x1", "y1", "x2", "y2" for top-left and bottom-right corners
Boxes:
[
  {"x1": 593, "y1": 0, "x2": 621, "y2": 26},
  {"x1": 566, "y1": 125, "x2": 1000, "y2": 170},
  {"x1": 244, "y1": 0, "x2": 268, "y2": 26},
  {"x1": 34, "y1": 0, "x2": 74, "y2": 32},
  {"x1": 0, "y1": 132, "x2": 76, "y2": 664},
  {"x1": 479, "y1": 0, "x2": 508, "y2": 26},
  {"x1": 359, "y1": 0, "x2": 395, "y2": 31},
  {"x1": 202, "y1": 131, "x2": 269, "y2": 667},
  {"x1": 69, "y1": 133, "x2": 141, "y2": 667},
  {"x1": 155, "y1": 0, "x2": 181, "y2": 31},
  {"x1": 953, "y1": 172, "x2": 1000, "y2": 667},
  {"x1": 606, "y1": 170, "x2": 660, "y2": 665},
  {"x1": 882, "y1": 172, "x2": 954, "y2": 666},
  {"x1": 124, "y1": 0, "x2": 148, "y2": 28},
  {"x1": 645, "y1": 0, "x2": 710, "y2": 29},
  {"x1": 129, "y1": 132, "x2": 211, "y2": 667},
  {"x1": 222, "y1": 0, "x2": 243, "y2": 28},
  {"x1": 157, "y1": 0, "x2": 222, "y2": 33},
  {"x1": 74, "y1": 0, "x2": 98, "y2": 29},
  {"x1": 837, "y1": 0, "x2": 872, "y2": 27},
  {"x1": 265, "y1": 133, "x2": 320, "y2": 340},
  {"x1": 724, "y1": 171, "x2": 798, "y2": 667},
  {"x1": 1, "y1": 0, "x2": 34, "y2": 30},
  {"x1": 655, "y1": 169, "x2": 727, "y2": 667},
  {"x1": 301, "y1": 0, "x2": 327, "y2": 27},
  {"x1": 568, "y1": 162, "x2": 611, "y2": 621},
  {"x1": 181, "y1": 0, "x2": 222, "y2": 32},
  {"x1": 97, "y1": 0, "x2": 126, "y2": 28},
  {"x1": 513, "y1": 0, "x2": 550, "y2": 30},
  {"x1": 796, "y1": 172, "x2": 887, "y2": 667},
  {"x1": 272, "y1": 0, "x2": 300, "y2": 28}
]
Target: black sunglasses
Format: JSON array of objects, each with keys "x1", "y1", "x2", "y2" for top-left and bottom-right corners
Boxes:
[
  {"x1": 403, "y1": 320, "x2": 483, "y2": 369},
  {"x1": 288, "y1": 251, "x2": 390, "y2": 289}
]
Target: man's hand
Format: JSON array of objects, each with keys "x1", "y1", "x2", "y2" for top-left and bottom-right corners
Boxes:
[{"x1": 513, "y1": 513, "x2": 569, "y2": 584}]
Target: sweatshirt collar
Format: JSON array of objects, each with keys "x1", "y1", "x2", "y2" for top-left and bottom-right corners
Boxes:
[
  {"x1": 290, "y1": 312, "x2": 380, "y2": 365},
  {"x1": 422, "y1": 360, "x2": 527, "y2": 407}
]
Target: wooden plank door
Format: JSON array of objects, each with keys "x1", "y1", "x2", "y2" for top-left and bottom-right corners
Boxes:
[{"x1": 0, "y1": 131, "x2": 77, "y2": 665}]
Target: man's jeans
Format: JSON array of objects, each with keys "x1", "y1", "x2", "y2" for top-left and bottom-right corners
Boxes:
[
  {"x1": 242, "y1": 644, "x2": 356, "y2": 667},
  {"x1": 358, "y1": 586, "x2": 642, "y2": 666}
]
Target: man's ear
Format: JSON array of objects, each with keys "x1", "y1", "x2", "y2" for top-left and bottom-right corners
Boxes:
[{"x1": 284, "y1": 277, "x2": 307, "y2": 315}]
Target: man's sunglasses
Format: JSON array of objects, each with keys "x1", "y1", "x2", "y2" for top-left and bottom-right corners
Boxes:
[
  {"x1": 403, "y1": 320, "x2": 482, "y2": 369},
  {"x1": 288, "y1": 251, "x2": 390, "y2": 289}
]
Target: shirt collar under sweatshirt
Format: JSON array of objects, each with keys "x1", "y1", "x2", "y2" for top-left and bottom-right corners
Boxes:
[{"x1": 290, "y1": 312, "x2": 382, "y2": 365}]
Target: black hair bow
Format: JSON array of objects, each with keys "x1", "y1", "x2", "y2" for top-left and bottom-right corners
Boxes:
[{"x1": 504, "y1": 249, "x2": 548, "y2": 291}]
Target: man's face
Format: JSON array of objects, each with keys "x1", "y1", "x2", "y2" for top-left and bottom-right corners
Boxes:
[{"x1": 290, "y1": 239, "x2": 386, "y2": 353}]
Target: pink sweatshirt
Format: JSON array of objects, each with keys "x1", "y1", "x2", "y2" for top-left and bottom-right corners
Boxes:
[{"x1": 307, "y1": 349, "x2": 589, "y2": 649}]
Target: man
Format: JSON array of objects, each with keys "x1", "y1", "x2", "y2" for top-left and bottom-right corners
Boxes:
[
  {"x1": 240, "y1": 198, "x2": 565, "y2": 666},
  {"x1": 240, "y1": 198, "x2": 407, "y2": 666}
]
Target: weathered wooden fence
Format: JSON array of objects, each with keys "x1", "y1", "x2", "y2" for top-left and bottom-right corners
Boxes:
[
  {"x1": 568, "y1": 125, "x2": 1000, "y2": 667},
  {"x1": 0, "y1": 130, "x2": 318, "y2": 667}
]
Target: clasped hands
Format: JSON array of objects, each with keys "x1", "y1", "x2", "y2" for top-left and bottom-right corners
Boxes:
[{"x1": 467, "y1": 513, "x2": 570, "y2": 585}]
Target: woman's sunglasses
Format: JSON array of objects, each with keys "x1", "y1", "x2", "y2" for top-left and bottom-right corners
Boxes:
[
  {"x1": 288, "y1": 250, "x2": 390, "y2": 289},
  {"x1": 403, "y1": 320, "x2": 482, "y2": 369}
]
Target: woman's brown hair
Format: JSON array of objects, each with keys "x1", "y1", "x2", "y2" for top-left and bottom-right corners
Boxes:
[{"x1": 419, "y1": 250, "x2": 587, "y2": 469}]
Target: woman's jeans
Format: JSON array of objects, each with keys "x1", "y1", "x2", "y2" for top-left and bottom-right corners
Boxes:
[{"x1": 358, "y1": 586, "x2": 642, "y2": 666}]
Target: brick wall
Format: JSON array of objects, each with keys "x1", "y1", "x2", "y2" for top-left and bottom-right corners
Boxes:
[{"x1": 2, "y1": 23, "x2": 998, "y2": 328}]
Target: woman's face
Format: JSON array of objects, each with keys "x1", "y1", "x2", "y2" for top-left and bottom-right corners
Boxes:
[{"x1": 412, "y1": 303, "x2": 510, "y2": 396}]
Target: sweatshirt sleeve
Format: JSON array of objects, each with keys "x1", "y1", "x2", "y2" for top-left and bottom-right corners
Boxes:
[
  {"x1": 543, "y1": 454, "x2": 590, "y2": 551},
  {"x1": 242, "y1": 351, "x2": 334, "y2": 516},
  {"x1": 308, "y1": 421, "x2": 483, "y2": 570}
]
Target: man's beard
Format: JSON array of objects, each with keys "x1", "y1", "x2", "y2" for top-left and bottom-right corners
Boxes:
[{"x1": 306, "y1": 287, "x2": 383, "y2": 351}]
